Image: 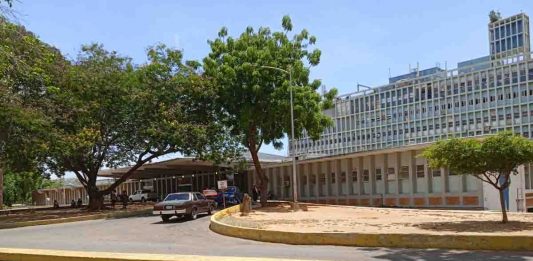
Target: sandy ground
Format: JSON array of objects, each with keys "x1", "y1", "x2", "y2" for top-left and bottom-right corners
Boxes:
[
  {"x1": 0, "y1": 203, "x2": 153, "y2": 223},
  {"x1": 222, "y1": 203, "x2": 533, "y2": 236}
]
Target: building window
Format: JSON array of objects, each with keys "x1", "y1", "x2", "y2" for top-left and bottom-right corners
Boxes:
[
  {"x1": 387, "y1": 168, "x2": 396, "y2": 180},
  {"x1": 363, "y1": 170, "x2": 369, "y2": 182},
  {"x1": 416, "y1": 165, "x2": 425, "y2": 178},
  {"x1": 399, "y1": 166, "x2": 409, "y2": 179},
  {"x1": 352, "y1": 171, "x2": 358, "y2": 182},
  {"x1": 341, "y1": 172, "x2": 346, "y2": 183},
  {"x1": 331, "y1": 172, "x2": 336, "y2": 183},
  {"x1": 376, "y1": 168, "x2": 382, "y2": 181},
  {"x1": 431, "y1": 169, "x2": 441, "y2": 177}
]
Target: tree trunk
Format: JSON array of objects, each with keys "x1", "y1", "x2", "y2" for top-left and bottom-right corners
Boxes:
[
  {"x1": 248, "y1": 147, "x2": 268, "y2": 205},
  {"x1": 0, "y1": 167, "x2": 3, "y2": 210},
  {"x1": 498, "y1": 189, "x2": 508, "y2": 223},
  {"x1": 87, "y1": 183, "x2": 104, "y2": 211}
]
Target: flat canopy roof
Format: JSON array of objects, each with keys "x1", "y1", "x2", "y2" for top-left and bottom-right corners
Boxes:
[{"x1": 98, "y1": 152, "x2": 286, "y2": 179}]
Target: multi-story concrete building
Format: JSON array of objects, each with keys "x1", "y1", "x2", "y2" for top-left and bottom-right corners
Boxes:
[{"x1": 254, "y1": 12, "x2": 533, "y2": 212}]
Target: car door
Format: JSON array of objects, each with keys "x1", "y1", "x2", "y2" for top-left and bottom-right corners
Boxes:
[{"x1": 195, "y1": 193, "x2": 208, "y2": 212}]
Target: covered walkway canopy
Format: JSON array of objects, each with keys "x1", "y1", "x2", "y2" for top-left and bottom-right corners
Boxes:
[{"x1": 96, "y1": 152, "x2": 286, "y2": 200}]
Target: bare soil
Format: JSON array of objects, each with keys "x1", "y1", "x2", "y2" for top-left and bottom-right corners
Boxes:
[
  {"x1": 222, "y1": 203, "x2": 533, "y2": 235},
  {"x1": 0, "y1": 203, "x2": 153, "y2": 224}
]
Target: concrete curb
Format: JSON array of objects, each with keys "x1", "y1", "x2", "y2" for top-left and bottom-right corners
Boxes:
[
  {"x1": 0, "y1": 209, "x2": 152, "y2": 230},
  {"x1": 209, "y1": 205, "x2": 533, "y2": 251},
  {"x1": 0, "y1": 248, "x2": 305, "y2": 261}
]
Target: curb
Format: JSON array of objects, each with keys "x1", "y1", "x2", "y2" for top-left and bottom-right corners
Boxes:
[
  {"x1": 0, "y1": 209, "x2": 152, "y2": 230},
  {"x1": 0, "y1": 248, "x2": 303, "y2": 261},
  {"x1": 209, "y1": 205, "x2": 533, "y2": 251}
]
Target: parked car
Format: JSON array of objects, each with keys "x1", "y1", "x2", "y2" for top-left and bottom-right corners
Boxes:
[
  {"x1": 129, "y1": 190, "x2": 158, "y2": 202},
  {"x1": 202, "y1": 189, "x2": 218, "y2": 208},
  {"x1": 153, "y1": 192, "x2": 215, "y2": 222},
  {"x1": 215, "y1": 186, "x2": 243, "y2": 206}
]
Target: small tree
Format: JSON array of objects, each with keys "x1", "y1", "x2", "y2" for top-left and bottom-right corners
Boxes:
[
  {"x1": 422, "y1": 132, "x2": 533, "y2": 223},
  {"x1": 203, "y1": 16, "x2": 337, "y2": 204}
]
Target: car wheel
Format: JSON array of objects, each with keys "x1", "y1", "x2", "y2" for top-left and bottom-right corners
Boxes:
[
  {"x1": 141, "y1": 197, "x2": 146, "y2": 203},
  {"x1": 207, "y1": 204, "x2": 214, "y2": 215},
  {"x1": 188, "y1": 208, "x2": 198, "y2": 220},
  {"x1": 161, "y1": 215, "x2": 171, "y2": 222}
]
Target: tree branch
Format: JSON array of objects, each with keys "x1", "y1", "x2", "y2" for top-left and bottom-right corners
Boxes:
[{"x1": 73, "y1": 170, "x2": 88, "y2": 187}]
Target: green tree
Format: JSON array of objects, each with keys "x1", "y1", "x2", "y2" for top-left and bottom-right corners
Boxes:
[
  {"x1": 421, "y1": 132, "x2": 533, "y2": 223},
  {"x1": 0, "y1": 16, "x2": 67, "y2": 209},
  {"x1": 203, "y1": 16, "x2": 337, "y2": 204},
  {"x1": 2, "y1": 170, "x2": 61, "y2": 207},
  {"x1": 46, "y1": 44, "x2": 238, "y2": 210}
]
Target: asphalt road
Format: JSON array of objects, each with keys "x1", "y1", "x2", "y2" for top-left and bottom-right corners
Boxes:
[{"x1": 0, "y1": 214, "x2": 532, "y2": 261}]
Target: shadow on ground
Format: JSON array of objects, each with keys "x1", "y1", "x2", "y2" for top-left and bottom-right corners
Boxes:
[
  {"x1": 360, "y1": 247, "x2": 533, "y2": 261},
  {"x1": 151, "y1": 214, "x2": 210, "y2": 224},
  {"x1": 414, "y1": 220, "x2": 533, "y2": 233}
]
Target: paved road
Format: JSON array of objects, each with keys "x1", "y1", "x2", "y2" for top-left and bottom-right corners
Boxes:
[{"x1": 0, "y1": 214, "x2": 532, "y2": 261}]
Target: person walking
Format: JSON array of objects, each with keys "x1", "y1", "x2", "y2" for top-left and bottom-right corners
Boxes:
[
  {"x1": 110, "y1": 190, "x2": 117, "y2": 209},
  {"x1": 252, "y1": 185, "x2": 259, "y2": 202},
  {"x1": 121, "y1": 190, "x2": 128, "y2": 209}
]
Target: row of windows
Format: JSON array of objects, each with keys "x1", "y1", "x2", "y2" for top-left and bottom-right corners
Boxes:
[
  {"x1": 490, "y1": 19, "x2": 524, "y2": 41},
  {"x1": 298, "y1": 165, "x2": 446, "y2": 185},
  {"x1": 295, "y1": 125, "x2": 533, "y2": 155},
  {"x1": 491, "y1": 34, "x2": 525, "y2": 54},
  {"x1": 299, "y1": 108, "x2": 533, "y2": 148},
  {"x1": 331, "y1": 62, "x2": 533, "y2": 116}
]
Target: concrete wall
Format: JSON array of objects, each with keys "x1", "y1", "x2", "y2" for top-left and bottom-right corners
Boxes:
[{"x1": 261, "y1": 145, "x2": 533, "y2": 211}]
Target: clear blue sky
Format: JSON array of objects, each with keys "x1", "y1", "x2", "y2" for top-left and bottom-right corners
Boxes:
[{"x1": 10, "y1": 0, "x2": 533, "y2": 157}]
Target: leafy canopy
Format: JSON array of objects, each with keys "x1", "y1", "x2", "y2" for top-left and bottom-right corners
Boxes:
[
  {"x1": 46, "y1": 43, "x2": 239, "y2": 194},
  {"x1": 422, "y1": 131, "x2": 533, "y2": 188},
  {"x1": 0, "y1": 16, "x2": 67, "y2": 172},
  {"x1": 203, "y1": 15, "x2": 337, "y2": 151}
]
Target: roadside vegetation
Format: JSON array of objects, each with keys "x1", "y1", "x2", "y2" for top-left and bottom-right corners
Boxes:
[
  {"x1": 0, "y1": 3, "x2": 334, "y2": 210},
  {"x1": 422, "y1": 131, "x2": 533, "y2": 223}
]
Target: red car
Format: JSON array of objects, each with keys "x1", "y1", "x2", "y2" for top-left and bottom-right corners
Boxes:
[{"x1": 153, "y1": 192, "x2": 215, "y2": 222}]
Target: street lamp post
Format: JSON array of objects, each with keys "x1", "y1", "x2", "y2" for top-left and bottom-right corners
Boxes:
[{"x1": 259, "y1": 65, "x2": 298, "y2": 203}]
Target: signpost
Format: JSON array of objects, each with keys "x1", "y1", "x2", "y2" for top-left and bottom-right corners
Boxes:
[{"x1": 217, "y1": 180, "x2": 228, "y2": 208}]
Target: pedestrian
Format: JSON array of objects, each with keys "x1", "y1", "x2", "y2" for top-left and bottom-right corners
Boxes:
[
  {"x1": 110, "y1": 190, "x2": 117, "y2": 209},
  {"x1": 53, "y1": 200, "x2": 60, "y2": 208},
  {"x1": 252, "y1": 185, "x2": 259, "y2": 202},
  {"x1": 71, "y1": 199, "x2": 76, "y2": 208},
  {"x1": 77, "y1": 198, "x2": 82, "y2": 208},
  {"x1": 121, "y1": 190, "x2": 128, "y2": 209}
]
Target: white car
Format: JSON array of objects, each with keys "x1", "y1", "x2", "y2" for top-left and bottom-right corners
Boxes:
[{"x1": 129, "y1": 190, "x2": 158, "y2": 202}]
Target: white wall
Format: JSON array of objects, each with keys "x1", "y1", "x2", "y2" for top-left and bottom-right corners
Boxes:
[{"x1": 482, "y1": 168, "x2": 527, "y2": 212}]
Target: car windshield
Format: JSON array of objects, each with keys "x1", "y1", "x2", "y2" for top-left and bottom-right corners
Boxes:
[{"x1": 164, "y1": 193, "x2": 190, "y2": 201}]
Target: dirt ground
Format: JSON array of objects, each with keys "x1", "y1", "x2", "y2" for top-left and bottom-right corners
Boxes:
[
  {"x1": 222, "y1": 203, "x2": 533, "y2": 235},
  {"x1": 0, "y1": 203, "x2": 153, "y2": 224}
]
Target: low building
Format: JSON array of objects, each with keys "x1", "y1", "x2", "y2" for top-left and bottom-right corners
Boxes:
[
  {"x1": 32, "y1": 152, "x2": 284, "y2": 206},
  {"x1": 252, "y1": 144, "x2": 532, "y2": 212}
]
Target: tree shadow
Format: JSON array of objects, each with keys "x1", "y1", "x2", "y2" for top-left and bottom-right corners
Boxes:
[
  {"x1": 151, "y1": 214, "x2": 209, "y2": 224},
  {"x1": 359, "y1": 247, "x2": 532, "y2": 261},
  {"x1": 414, "y1": 220, "x2": 533, "y2": 233}
]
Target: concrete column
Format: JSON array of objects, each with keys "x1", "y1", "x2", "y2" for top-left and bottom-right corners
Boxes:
[
  {"x1": 370, "y1": 155, "x2": 376, "y2": 196},
  {"x1": 395, "y1": 152, "x2": 401, "y2": 195},
  {"x1": 383, "y1": 154, "x2": 389, "y2": 194},
  {"x1": 324, "y1": 161, "x2": 331, "y2": 198},
  {"x1": 277, "y1": 167, "x2": 283, "y2": 200},
  {"x1": 357, "y1": 157, "x2": 363, "y2": 195},
  {"x1": 334, "y1": 159, "x2": 341, "y2": 204},
  {"x1": 347, "y1": 158, "x2": 354, "y2": 195},
  {"x1": 305, "y1": 163, "x2": 311, "y2": 199},
  {"x1": 313, "y1": 162, "x2": 319, "y2": 200},
  {"x1": 409, "y1": 150, "x2": 416, "y2": 206},
  {"x1": 299, "y1": 164, "x2": 305, "y2": 200}
]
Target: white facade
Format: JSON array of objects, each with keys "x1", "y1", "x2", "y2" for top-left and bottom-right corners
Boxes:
[{"x1": 277, "y1": 13, "x2": 533, "y2": 212}]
